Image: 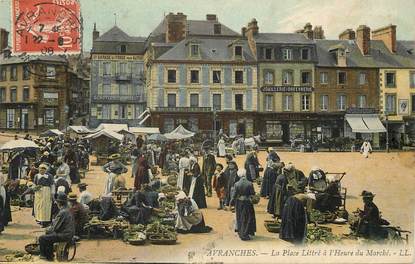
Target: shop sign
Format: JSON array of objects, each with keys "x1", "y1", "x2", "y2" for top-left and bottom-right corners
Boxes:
[
  {"x1": 346, "y1": 107, "x2": 377, "y2": 114},
  {"x1": 260, "y1": 86, "x2": 313, "y2": 93},
  {"x1": 398, "y1": 99, "x2": 409, "y2": 115}
]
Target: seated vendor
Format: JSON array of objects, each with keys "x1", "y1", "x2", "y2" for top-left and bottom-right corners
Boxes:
[
  {"x1": 175, "y1": 191, "x2": 212, "y2": 234},
  {"x1": 308, "y1": 173, "x2": 342, "y2": 213},
  {"x1": 357, "y1": 190, "x2": 386, "y2": 239}
]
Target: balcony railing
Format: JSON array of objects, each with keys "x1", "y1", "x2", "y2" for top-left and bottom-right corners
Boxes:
[
  {"x1": 155, "y1": 107, "x2": 212, "y2": 112},
  {"x1": 92, "y1": 94, "x2": 145, "y2": 103},
  {"x1": 115, "y1": 73, "x2": 132, "y2": 81}
]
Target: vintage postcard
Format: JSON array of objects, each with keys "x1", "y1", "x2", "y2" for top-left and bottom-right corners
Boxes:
[{"x1": 0, "y1": 0, "x2": 414, "y2": 263}]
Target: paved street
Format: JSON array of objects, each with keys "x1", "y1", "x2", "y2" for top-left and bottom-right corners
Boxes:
[{"x1": 0, "y1": 148, "x2": 414, "y2": 262}]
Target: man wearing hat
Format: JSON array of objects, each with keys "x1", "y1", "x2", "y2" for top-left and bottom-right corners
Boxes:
[
  {"x1": 39, "y1": 193, "x2": 75, "y2": 261},
  {"x1": 357, "y1": 191, "x2": 383, "y2": 239},
  {"x1": 223, "y1": 160, "x2": 239, "y2": 209},
  {"x1": 68, "y1": 193, "x2": 88, "y2": 236},
  {"x1": 78, "y1": 183, "x2": 93, "y2": 209},
  {"x1": 201, "y1": 150, "x2": 216, "y2": 197}
]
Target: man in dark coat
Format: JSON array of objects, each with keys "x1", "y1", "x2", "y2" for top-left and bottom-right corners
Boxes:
[
  {"x1": 357, "y1": 191, "x2": 385, "y2": 239},
  {"x1": 280, "y1": 193, "x2": 314, "y2": 244},
  {"x1": 39, "y1": 193, "x2": 75, "y2": 261},
  {"x1": 64, "y1": 148, "x2": 80, "y2": 184},
  {"x1": 202, "y1": 150, "x2": 216, "y2": 197},
  {"x1": 188, "y1": 157, "x2": 207, "y2": 209},
  {"x1": 232, "y1": 169, "x2": 256, "y2": 240},
  {"x1": 68, "y1": 193, "x2": 88, "y2": 236},
  {"x1": 223, "y1": 160, "x2": 239, "y2": 207}
]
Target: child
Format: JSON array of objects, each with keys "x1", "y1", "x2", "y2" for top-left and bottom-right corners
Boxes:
[{"x1": 212, "y1": 164, "x2": 227, "y2": 210}]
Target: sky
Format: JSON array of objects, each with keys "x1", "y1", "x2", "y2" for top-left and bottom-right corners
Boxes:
[{"x1": 0, "y1": 0, "x2": 414, "y2": 51}]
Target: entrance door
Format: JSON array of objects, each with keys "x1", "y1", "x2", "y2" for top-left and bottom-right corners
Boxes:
[
  {"x1": 282, "y1": 122, "x2": 290, "y2": 144},
  {"x1": 21, "y1": 109, "x2": 28, "y2": 131},
  {"x1": 237, "y1": 121, "x2": 245, "y2": 137}
]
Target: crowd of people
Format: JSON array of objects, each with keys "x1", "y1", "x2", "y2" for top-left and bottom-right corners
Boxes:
[{"x1": 0, "y1": 132, "x2": 390, "y2": 261}]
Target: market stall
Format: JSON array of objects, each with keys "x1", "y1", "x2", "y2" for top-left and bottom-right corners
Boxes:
[{"x1": 84, "y1": 129, "x2": 124, "y2": 164}]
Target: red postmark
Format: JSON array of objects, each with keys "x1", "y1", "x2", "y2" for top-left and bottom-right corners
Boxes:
[{"x1": 12, "y1": 0, "x2": 81, "y2": 55}]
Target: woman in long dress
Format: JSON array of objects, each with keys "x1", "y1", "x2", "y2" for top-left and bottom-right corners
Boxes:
[
  {"x1": 0, "y1": 171, "x2": 12, "y2": 233},
  {"x1": 217, "y1": 138, "x2": 226, "y2": 157},
  {"x1": 33, "y1": 164, "x2": 55, "y2": 227}
]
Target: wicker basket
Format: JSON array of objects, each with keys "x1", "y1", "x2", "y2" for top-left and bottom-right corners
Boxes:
[
  {"x1": 264, "y1": 220, "x2": 281, "y2": 233},
  {"x1": 148, "y1": 233, "x2": 177, "y2": 245}
]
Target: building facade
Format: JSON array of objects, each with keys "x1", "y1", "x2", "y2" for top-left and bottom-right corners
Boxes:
[
  {"x1": 0, "y1": 54, "x2": 68, "y2": 131},
  {"x1": 89, "y1": 25, "x2": 147, "y2": 128},
  {"x1": 146, "y1": 13, "x2": 257, "y2": 137},
  {"x1": 67, "y1": 54, "x2": 90, "y2": 120},
  {"x1": 245, "y1": 20, "x2": 318, "y2": 143},
  {"x1": 371, "y1": 25, "x2": 415, "y2": 147}
]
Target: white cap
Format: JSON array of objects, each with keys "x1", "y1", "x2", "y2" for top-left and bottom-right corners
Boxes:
[{"x1": 57, "y1": 186, "x2": 66, "y2": 194}]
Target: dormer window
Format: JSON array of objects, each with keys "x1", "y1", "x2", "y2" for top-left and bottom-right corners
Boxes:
[
  {"x1": 120, "y1": 45, "x2": 127, "y2": 53},
  {"x1": 301, "y1": 48, "x2": 310, "y2": 60},
  {"x1": 190, "y1": 44, "x2": 200, "y2": 57},
  {"x1": 265, "y1": 48, "x2": 273, "y2": 60},
  {"x1": 282, "y1": 48, "x2": 292, "y2": 61},
  {"x1": 234, "y1": 46, "x2": 243, "y2": 57}
]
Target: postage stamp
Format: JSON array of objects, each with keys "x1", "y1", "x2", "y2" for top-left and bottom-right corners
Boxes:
[{"x1": 11, "y1": 0, "x2": 81, "y2": 55}]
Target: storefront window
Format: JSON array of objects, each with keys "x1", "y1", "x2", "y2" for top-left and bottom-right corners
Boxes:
[
  {"x1": 44, "y1": 109, "x2": 55, "y2": 127},
  {"x1": 229, "y1": 120, "x2": 237, "y2": 137},
  {"x1": 290, "y1": 122, "x2": 304, "y2": 140},
  {"x1": 266, "y1": 121, "x2": 283, "y2": 141},
  {"x1": 189, "y1": 118, "x2": 198, "y2": 132},
  {"x1": 7, "y1": 109, "x2": 15, "y2": 128},
  {"x1": 164, "y1": 118, "x2": 175, "y2": 133},
  {"x1": 245, "y1": 119, "x2": 253, "y2": 137}
]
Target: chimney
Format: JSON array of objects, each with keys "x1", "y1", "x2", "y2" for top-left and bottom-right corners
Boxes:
[
  {"x1": 92, "y1": 23, "x2": 100, "y2": 42},
  {"x1": 241, "y1": 27, "x2": 247, "y2": 37},
  {"x1": 313, "y1": 26, "x2": 325, "y2": 39},
  {"x1": 246, "y1": 18, "x2": 259, "y2": 37},
  {"x1": 301, "y1": 23, "x2": 314, "y2": 40},
  {"x1": 339, "y1": 29, "x2": 355, "y2": 40},
  {"x1": 206, "y1": 14, "x2": 218, "y2": 22},
  {"x1": 0, "y1": 28, "x2": 9, "y2": 51},
  {"x1": 356, "y1": 25, "x2": 371, "y2": 56},
  {"x1": 372, "y1": 24, "x2": 396, "y2": 53},
  {"x1": 165, "y1": 12, "x2": 187, "y2": 43}
]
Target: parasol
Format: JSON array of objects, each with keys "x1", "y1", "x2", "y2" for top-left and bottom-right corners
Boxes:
[{"x1": 0, "y1": 139, "x2": 40, "y2": 151}]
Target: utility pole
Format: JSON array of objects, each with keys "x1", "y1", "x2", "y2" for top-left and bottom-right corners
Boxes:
[{"x1": 386, "y1": 115, "x2": 389, "y2": 153}]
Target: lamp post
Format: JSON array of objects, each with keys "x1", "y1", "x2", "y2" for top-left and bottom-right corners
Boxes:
[
  {"x1": 213, "y1": 109, "x2": 217, "y2": 148},
  {"x1": 385, "y1": 114, "x2": 389, "y2": 153}
]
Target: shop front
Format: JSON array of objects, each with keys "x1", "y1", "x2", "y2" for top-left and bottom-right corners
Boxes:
[
  {"x1": 258, "y1": 112, "x2": 318, "y2": 145},
  {"x1": 217, "y1": 112, "x2": 256, "y2": 138},
  {"x1": 151, "y1": 107, "x2": 213, "y2": 134}
]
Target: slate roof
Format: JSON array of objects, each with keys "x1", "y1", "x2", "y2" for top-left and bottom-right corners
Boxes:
[
  {"x1": 95, "y1": 26, "x2": 146, "y2": 42},
  {"x1": 254, "y1": 33, "x2": 313, "y2": 44},
  {"x1": 316, "y1": 39, "x2": 415, "y2": 68},
  {"x1": 155, "y1": 36, "x2": 256, "y2": 63},
  {"x1": 150, "y1": 19, "x2": 239, "y2": 41},
  {"x1": 92, "y1": 26, "x2": 146, "y2": 54},
  {"x1": 0, "y1": 55, "x2": 67, "y2": 65}
]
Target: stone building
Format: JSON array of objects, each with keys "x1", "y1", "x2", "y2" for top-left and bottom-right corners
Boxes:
[
  {"x1": 89, "y1": 24, "x2": 147, "y2": 128},
  {"x1": 146, "y1": 13, "x2": 257, "y2": 137},
  {"x1": 244, "y1": 19, "x2": 318, "y2": 143},
  {"x1": 370, "y1": 25, "x2": 415, "y2": 147},
  {"x1": 67, "y1": 53, "x2": 90, "y2": 120},
  {"x1": 314, "y1": 25, "x2": 382, "y2": 145},
  {"x1": 0, "y1": 53, "x2": 68, "y2": 131}
]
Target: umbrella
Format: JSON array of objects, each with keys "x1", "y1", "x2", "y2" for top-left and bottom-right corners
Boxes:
[
  {"x1": 0, "y1": 139, "x2": 40, "y2": 151},
  {"x1": 148, "y1": 133, "x2": 168, "y2": 141}
]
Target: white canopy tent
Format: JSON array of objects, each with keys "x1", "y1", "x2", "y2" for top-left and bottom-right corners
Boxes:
[
  {"x1": 84, "y1": 129, "x2": 124, "y2": 141},
  {"x1": 67, "y1": 126, "x2": 92, "y2": 134},
  {"x1": 127, "y1": 127, "x2": 160, "y2": 135},
  {"x1": 40, "y1": 129, "x2": 64, "y2": 137},
  {"x1": 93, "y1": 123, "x2": 128, "y2": 133},
  {"x1": 164, "y1": 125, "x2": 195, "y2": 140}
]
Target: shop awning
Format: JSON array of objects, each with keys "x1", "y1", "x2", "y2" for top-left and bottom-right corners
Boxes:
[
  {"x1": 345, "y1": 114, "x2": 386, "y2": 133},
  {"x1": 345, "y1": 115, "x2": 369, "y2": 133},
  {"x1": 362, "y1": 116, "x2": 387, "y2": 133}
]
